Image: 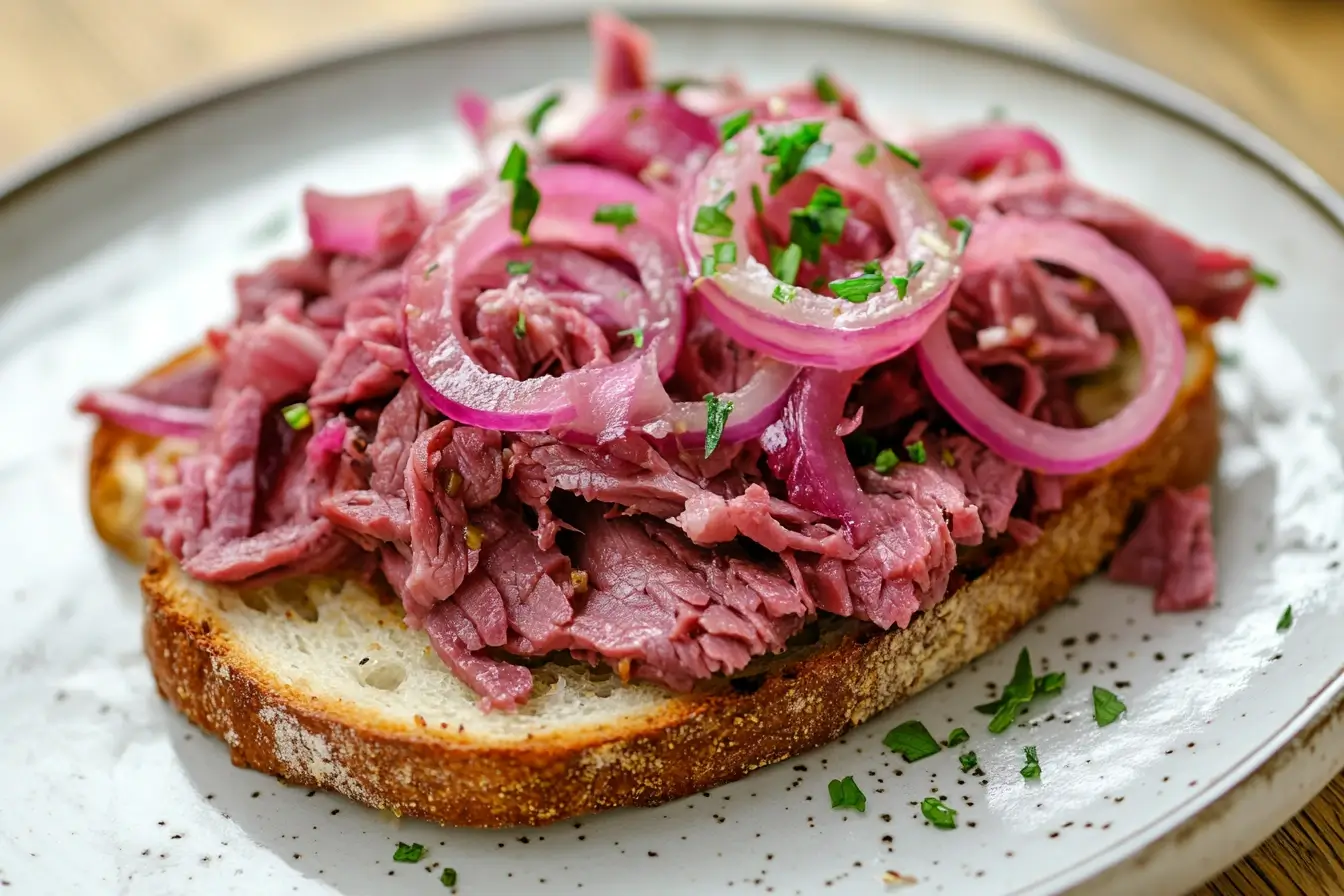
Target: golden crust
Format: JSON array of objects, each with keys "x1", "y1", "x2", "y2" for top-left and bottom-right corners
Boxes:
[{"x1": 101, "y1": 331, "x2": 1218, "y2": 828}]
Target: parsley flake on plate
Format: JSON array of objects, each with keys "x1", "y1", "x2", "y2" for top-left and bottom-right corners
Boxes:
[
  {"x1": 525, "y1": 91, "x2": 562, "y2": 135},
  {"x1": 1021, "y1": 745, "x2": 1041, "y2": 779},
  {"x1": 946, "y1": 727, "x2": 970, "y2": 747},
  {"x1": 828, "y1": 775, "x2": 867, "y2": 812},
  {"x1": 393, "y1": 842, "x2": 426, "y2": 863},
  {"x1": 1036, "y1": 671, "x2": 1066, "y2": 695},
  {"x1": 920, "y1": 797, "x2": 957, "y2": 829},
  {"x1": 1252, "y1": 267, "x2": 1280, "y2": 288},
  {"x1": 959, "y1": 751, "x2": 979, "y2": 773},
  {"x1": 1093, "y1": 686, "x2": 1127, "y2": 727},
  {"x1": 977, "y1": 648, "x2": 1036, "y2": 733},
  {"x1": 440, "y1": 867, "x2": 458, "y2": 887},
  {"x1": 1277, "y1": 605, "x2": 1293, "y2": 632},
  {"x1": 883, "y1": 720, "x2": 942, "y2": 763}
]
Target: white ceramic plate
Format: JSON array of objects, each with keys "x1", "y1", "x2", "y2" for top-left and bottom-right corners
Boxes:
[{"x1": 2, "y1": 6, "x2": 1343, "y2": 895}]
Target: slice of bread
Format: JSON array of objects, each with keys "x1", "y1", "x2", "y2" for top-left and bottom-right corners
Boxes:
[{"x1": 89, "y1": 323, "x2": 1218, "y2": 827}]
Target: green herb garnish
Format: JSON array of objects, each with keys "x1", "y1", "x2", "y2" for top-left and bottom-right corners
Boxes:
[
  {"x1": 499, "y1": 142, "x2": 528, "y2": 183},
  {"x1": 883, "y1": 720, "x2": 942, "y2": 763},
  {"x1": 828, "y1": 775, "x2": 867, "y2": 812},
  {"x1": 771, "y1": 284, "x2": 795, "y2": 304},
  {"x1": 855, "y1": 143, "x2": 877, "y2": 166},
  {"x1": 660, "y1": 76, "x2": 704, "y2": 95},
  {"x1": 424, "y1": 261, "x2": 440, "y2": 280},
  {"x1": 949, "y1": 215, "x2": 973, "y2": 251},
  {"x1": 525, "y1": 91, "x2": 562, "y2": 135},
  {"x1": 946, "y1": 727, "x2": 970, "y2": 747},
  {"x1": 1277, "y1": 605, "x2": 1293, "y2": 632},
  {"x1": 594, "y1": 202, "x2": 638, "y2": 232},
  {"x1": 920, "y1": 797, "x2": 957, "y2": 829},
  {"x1": 616, "y1": 326, "x2": 645, "y2": 349},
  {"x1": 506, "y1": 260, "x2": 533, "y2": 276},
  {"x1": 1036, "y1": 671, "x2": 1066, "y2": 695},
  {"x1": 789, "y1": 185, "x2": 849, "y2": 263},
  {"x1": 720, "y1": 109, "x2": 753, "y2": 142},
  {"x1": 885, "y1": 141, "x2": 922, "y2": 169},
  {"x1": 498, "y1": 144, "x2": 539, "y2": 241},
  {"x1": 1093, "y1": 686, "x2": 1127, "y2": 727},
  {"x1": 906, "y1": 440, "x2": 927, "y2": 464},
  {"x1": 440, "y1": 867, "x2": 458, "y2": 887},
  {"x1": 693, "y1": 191, "x2": 737, "y2": 238},
  {"x1": 1252, "y1": 267, "x2": 1280, "y2": 289},
  {"x1": 978, "y1": 648, "x2": 1036, "y2": 734},
  {"x1": 813, "y1": 72, "x2": 841, "y2": 104},
  {"x1": 959, "y1": 751, "x2": 979, "y2": 772},
  {"x1": 873, "y1": 448, "x2": 899, "y2": 475},
  {"x1": 703, "y1": 393, "x2": 733, "y2": 458},
  {"x1": 771, "y1": 242, "x2": 803, "y2": 286},
  {"x1": 890, "y1": 258, "x2": 926, "y2": 300},
  {"x1": 829, "y1": 261, "x2": 885, "y2": 303},
  {"x1": 759, "y1": 121, "x2": 831, "y2": 194},
  {"x1": 393, "y1": 842, "x2": 426, "y2": 863},
  {"x1": 513, "y1": 312, "x2": 526, "y2": 340},
  {"x1": 282, "y1": 402, "x2": 312, "y2": 431},
  {"x1": 1021, "y1": 745, "x2": 1041, "y2": 779}
]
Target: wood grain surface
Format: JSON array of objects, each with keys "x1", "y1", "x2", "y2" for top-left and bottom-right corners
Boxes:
[{"x1": 1, "y1": 0, "x2": 1341, "y2": 892}]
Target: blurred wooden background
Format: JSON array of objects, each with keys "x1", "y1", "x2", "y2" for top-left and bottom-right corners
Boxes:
[{"x1": 1, "y1": 0, "x2": 1341, "y2": 892}]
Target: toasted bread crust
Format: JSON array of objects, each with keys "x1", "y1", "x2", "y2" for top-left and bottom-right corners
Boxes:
[{"x1": 103, "y1": 333, "x2": 1217, "y2": 828}]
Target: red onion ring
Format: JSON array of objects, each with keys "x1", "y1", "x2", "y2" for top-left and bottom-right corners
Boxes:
[
  {"x1": 641, "y1": 358, "x2": 797, "y2": 446},
  {"x1": 405, "y1": 165, "x2": 685, "y2": 439},
  {"x1": 916, "y1": 215, "x2": 1186, "y2": 474},
  {"x1": 912, "y1": 123, "x2": 1065, "y2": 180},
  {"x1": 76, "y1": 390, "x2": 211, "y2": 439},
  {"x1": 683, "y1": 117, "x2": 962, "y2": 369}
]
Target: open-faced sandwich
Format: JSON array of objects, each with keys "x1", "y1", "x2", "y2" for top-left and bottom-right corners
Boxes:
[{"x1": 78, "y1": 12, "x2": 1253, "y2": 827}]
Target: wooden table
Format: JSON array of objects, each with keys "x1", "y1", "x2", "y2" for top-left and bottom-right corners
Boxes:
[{"x1": 2, "y1": 1, "x2": 1341, "y2": 892}]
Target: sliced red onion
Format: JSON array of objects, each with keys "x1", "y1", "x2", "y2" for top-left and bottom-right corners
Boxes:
[
  {"x1": 641, "y1": 358, "x2": 797, "y2": 446},
  {"x1": 683, "y1": 117, "x2": 962, "y2": 369},
  {"x1": 916, "y1": 215, "x2": 1186, "y2": 474},
  {"x1": 591, "y1": 9, "x2": 652, "y2": 95},
  {"x1": 455, "y1": 90, "x2": 491, "y2": 144},
  {"x1": 76, "y1": 390, "x2": 211, "y2": 439},
  {"x1": 912, "y1": 123, "x2": 1065, "y2": 180},
  {"x1": 551, "y1": 91, "x2": 717, "y2": 182},
  {"x1": 404, "y1": 165, "x2": 685, "y2": 438},
  {"x1": 303, "y1": 188, "x2": 424, "y2": 260}
]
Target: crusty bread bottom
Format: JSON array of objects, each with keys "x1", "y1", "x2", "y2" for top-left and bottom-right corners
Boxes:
[{"x1": 96, "y1": 329, "x2": 1218, "y2": 827}]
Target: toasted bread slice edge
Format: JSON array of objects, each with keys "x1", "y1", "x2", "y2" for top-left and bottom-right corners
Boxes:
[{"x1": 99, "y1": 329, "x2": 1218, "y2": 827}]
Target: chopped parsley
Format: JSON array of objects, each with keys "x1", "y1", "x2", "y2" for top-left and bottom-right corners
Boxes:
[
  {"x1": 959, "y1": 751, "x2": 979, "y2": 772},
  {"x1": 854, "y1": 143, "x2": 877, "y2": 166},
  {"x1": 906, "y1": 440, "x2": 927, "y2": 464},
  {"x1": 946, "y1": 727, "x2": 970, "y2": 748},
  {"x1": 977, "y1": 648, "x2": 1037, "y2": 734},
  {"x1": 513, "y1": 312, "x2": 527, "y2": 340},
  {"x1": 1252, "y1": 267, "x2": 1280, "y2": 288},
  {"x1": 617, "y1": 326, "x2": 645, "y2": 349},
  {"x1": 828, "y1": 775, "x2": 867, "y2": 812},
  {"x1": 393, "y1": 842, "x2": 426, "y2": 863},
  {"x1": 1277, "y1": 605, "x2": 1293, "y2": 632},
  {"x1": 750, "y1": 183, "x2": 766, "y2": 219},
  {"x1": 873, "y1": 448, "x2": 899, "y2": 475},
  {"x1": 829, "y1": 261, "x2": 885, "y2": 303},
  {"x1": 423, "y1": 261, "x2": 440, "y2": 280},
  {"x1": 720, "y1": 109, "x2": 754, "y2": 143},
  {"x1": 1036, "y1": 671, "x2": 1066, "y2": 695},
  {"x1": 703, "y1": 393, "x2": 733, "y2": 458},
  {"x1": 882, "y1": 720, "x2": 942, "y2": 763},
  {"x1": 1021, "y1": 745, "x2": 1041, "y2": 779},
  {"x1": 890, "y1": 258, "x2": 926, "y2": 300},
  {"x1": 525, "y1": 91, "x2": 562, "y2": 135},
  {"x1": 920, "y1": 797, "x2": 957, "y2": 829},
  {"x1": 440, "y1": 867, "x2": 458, "y2": 887},
  {"x1": 759, "y1": 121, "x2": 831, "y2": 194},
  {"x1": 771, "y1": 242, "x2": 803, "y2": 286},
  {"x1": 1093, "y1": 686, "x2": 1127, "y2": 727},
  {"x1": 701, "y1": 241, "x2": 738, "y2": 277},
  {"x1": 498, "y1": 143, "x2": 539, "y2": 240},
  {"x1": 789, "y1": 185, "x2": 849, "y2": 262},
  {"x1": 885, "y1": 141, "x2": 922, "y2": 169},
  {"x1": 949, "y1": 215, "x2": 973, "y2": 251},
  {"x1": 813, "y1": 72, "x2": 841, "y2": 104},
  {"x1": 505, "y1": 259, "x2": 533, "y2": 276},
  {"x1": 772, "y1": 283, "x2": 796, "y2": 304},
  {"x1": 593, "y1": 202, "x2": 638, "y2": 232},
  {"x1": 281, "y1": 402, "x2": 312, "y2": 431},
  {"x1": 693, "y1": 191, "x2": 737, "y2": 238}
]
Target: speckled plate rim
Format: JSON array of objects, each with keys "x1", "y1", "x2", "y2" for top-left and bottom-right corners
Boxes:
[{"x1": 3, "y1": 3, "x2": 1342, "y2": 893}]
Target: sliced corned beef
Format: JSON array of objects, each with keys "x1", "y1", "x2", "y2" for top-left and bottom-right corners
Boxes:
[{"x1": 1110, "y1": 485, "x2": 1217, "y2": 612}]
